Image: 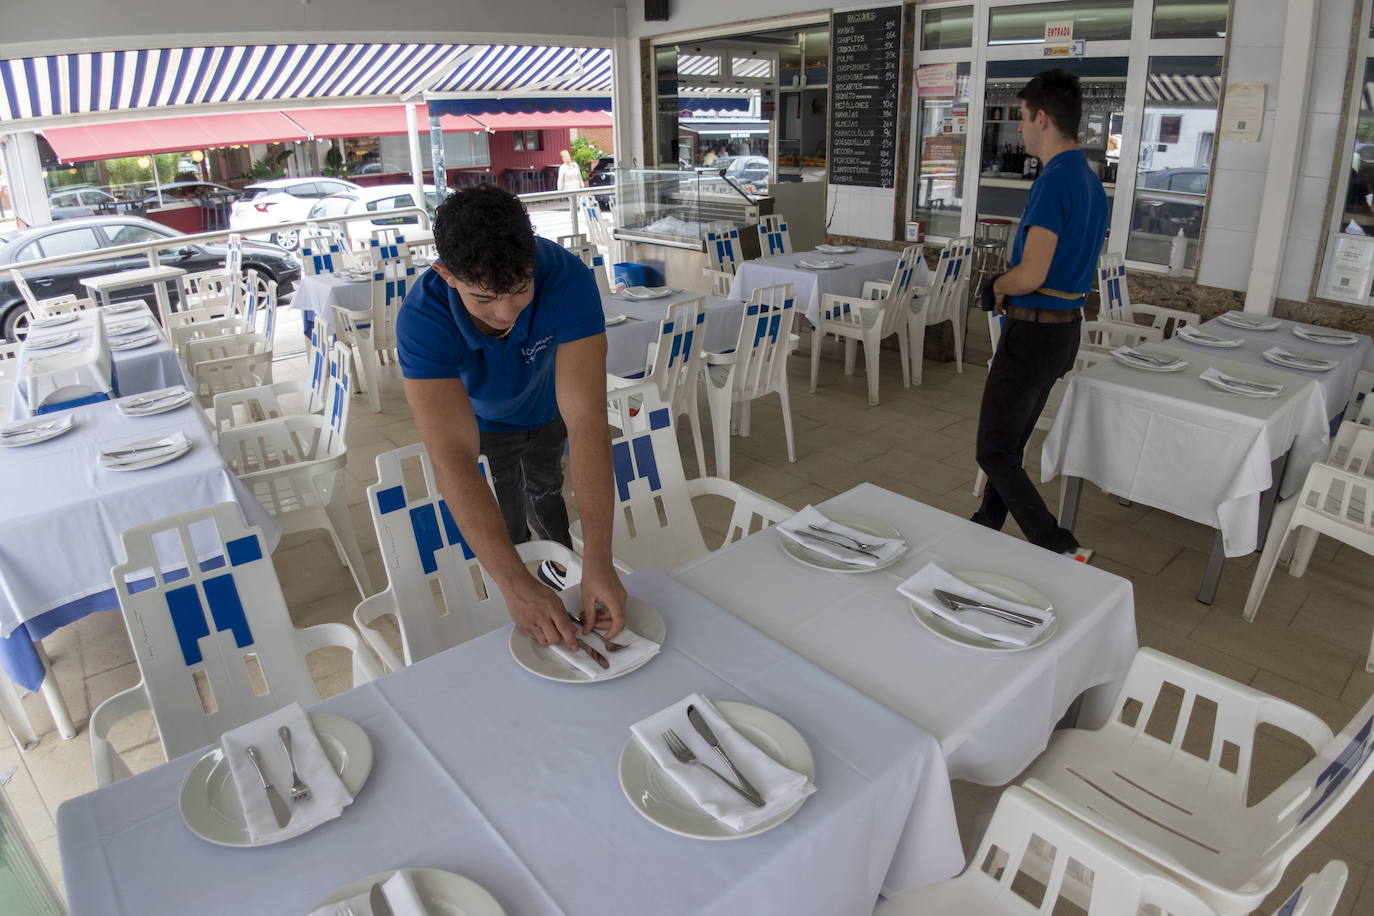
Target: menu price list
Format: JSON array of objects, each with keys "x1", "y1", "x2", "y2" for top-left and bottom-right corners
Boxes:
[{"x1": 829, "y1": 6, "x2": 901, "y2": 189}]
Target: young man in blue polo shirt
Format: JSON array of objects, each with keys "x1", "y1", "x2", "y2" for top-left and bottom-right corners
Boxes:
[
  {"x1": 397, "y1": 185, "x2": 626, "y2": 650},
  {"x1": 973, "y1": 69, "x2": 1108, "y2": 558}
]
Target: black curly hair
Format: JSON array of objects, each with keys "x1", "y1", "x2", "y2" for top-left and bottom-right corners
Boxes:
[
  {"x1": 433, "y1": 184, "x2": 538, "y2": 294},
  {"x1": 1018, "y1": 69, "x2": 1082, "y2": 139}
]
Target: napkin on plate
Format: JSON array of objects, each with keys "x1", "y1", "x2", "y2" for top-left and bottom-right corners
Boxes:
[
  {"x1": 1262, "y1": 347, "x2": 1336, "y2": 370},
  {"x1": 1111, "y1": 346, "x2": 1186, "y2": 370},
  {"x1": 1218, "y1": 312, "x2": 1279, "y2": 330},
  {"x1": 0, "y1": 413, "x2": 74, "y2": 444},
  {"x1": 548, "y1": 621, "x2": 660, "y2": 678},
  {"x1": 776, "y1": 505, "x2": 906, "y2": 567},
  {"x1": 797, "y1": 258, "x2": 845, "y2": 269},
  {"x1": 309, "y1": 869, "x2": 427, "y2": 916},
  {"x1": 1199, "y1": 367, "x2": 1283, "y2": 398},
  {"x1": 897, "y1": 562, "x2": 1054, "y2": 648},
  {"x1": 815, "y1": 244, "x2": 855, "y2": 254},
  {"x1": 1174, "y1": 325, "x2": 1242, "y2": 347},
  {"x1": 110, "y1": 332, "x2": 161, "y2": 351},
  {"x1": 116, "y1": 386, "x2": 192, "y2": 415},
  {"x1": 220, "y1": 702, "x2": 353, "y2": 843},
  {"x1": 630, "y1": 694, "x2": 815, "y2": 832},
  {"x1": 97, "y1": 431, "x2": 190, "y2": 468},
  {"x1": 1292, "y1": 325, "x2": 1357, "y2": 345},
  {"x1": 623, "y1": 286, "x2": 674, "y2": 299},
  {"x1": 106, "y1": 318, "x2": 149, "y2": 335}
]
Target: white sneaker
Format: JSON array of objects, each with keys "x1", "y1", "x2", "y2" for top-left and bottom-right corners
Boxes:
[{"x1": 537, "y1": 559, "x2": 569, "y2": 590}]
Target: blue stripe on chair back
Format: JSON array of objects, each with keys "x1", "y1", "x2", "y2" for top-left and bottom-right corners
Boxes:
[
  {"x1": 374, "y1": 482, "x2": 477, "y2": 575},
  {"x1": 1299, "y1": 714, "x2": 1374, "y2": 824},
  {"x1": 163, "y1": 571, "x2": 256, "y2": 667},
  {"x1": 1104, "y1": 274, "x2": 1124, "y2": 311},
  {"x1": 611, "y1": 425, "x2": 667, "y2": 502}
]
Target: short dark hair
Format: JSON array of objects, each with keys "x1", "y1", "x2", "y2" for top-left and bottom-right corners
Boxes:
[
  {"x1": 1018, "y1": 69, "x2": 1082, "y2": 139},
  {"x1": 433, "y1": 185, "x2": 537, "y2": 294}
]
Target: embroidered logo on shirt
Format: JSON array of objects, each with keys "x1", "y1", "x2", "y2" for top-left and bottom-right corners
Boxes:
[{"x1": 522, "y1": 335, "x2": 554, "y2": 363}]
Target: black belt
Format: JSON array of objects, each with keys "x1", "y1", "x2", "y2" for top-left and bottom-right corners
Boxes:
[{"x1": 1000, "y1": 305, "x2": 1081, "y2": 324}]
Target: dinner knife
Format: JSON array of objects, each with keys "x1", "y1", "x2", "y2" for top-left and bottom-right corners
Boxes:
[
  {"x1": 791, "y1": 528, "x2": 879, "y2": 559},
  {"x1": 687, "y1": 704, "x2": 765, "y2": 807},
  {"x1": 933, "y1": 589, "x2": 1041, "y2": 628},
  {"x1": 574, "y1": 636, "x2": 610, "y2": 670},
  {"x1": 369, "y1": 882, "x2": 395, "y2": 916},
  {"x1": 245, "y1": 745, "x2": 292, "y2": 829}
]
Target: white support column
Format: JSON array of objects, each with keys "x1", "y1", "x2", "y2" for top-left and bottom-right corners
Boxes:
[
  {"x1": 405, "y1": 103, "x2": 427, "y2": 208},
  {"x1": 1244, "y1": 0, "x2": 1319, "y2": 313},
  {"x1": 612, "y1": 5, "x2": 636, "y2": 167},
  {"x1": 1, "y1": 132, "x2": 51, "y2": 227}
]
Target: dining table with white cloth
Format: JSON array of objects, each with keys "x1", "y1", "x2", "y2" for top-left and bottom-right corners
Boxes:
[
  {"x1": 57, "y1": 567, "x2": 964, "y2": 915},
  {"x1": 1040, "y1": 348, "x2": 1329, "y2": 602},
  {"x1": 673, "y1": 482, "x2": 1139, "y2": 788},
  {"x1": 9, "y1": 304, "x2": 190, "y2": 420},
  {"x1": 0, "y1": 398, "x2": 280, "y2": 735},
  {"x1": 728, "y1": 247, "x2": 916, "y2": 327},
  {"x1": 1166, "y1": 313, "x2": 1373, "y2": 421},
  {"x1": 602, "y1": 290, "x2": 748, "y2": 375},
  {"x1": 289, "y1": 260, "x2": 433, "y2": 339}
]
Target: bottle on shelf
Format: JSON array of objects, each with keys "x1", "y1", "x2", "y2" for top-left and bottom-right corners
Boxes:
[{"x1": 1168, "y1": 229, "x2": 1187, "y2": 276}]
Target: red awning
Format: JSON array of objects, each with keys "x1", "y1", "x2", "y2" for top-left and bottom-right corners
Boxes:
[
  {"x1": 284, "y1": 105, "x2": 486, "y2": 139},
  {"x1": 472, "y1": 110, "x2": 613, "y2": 131},
  {"x1": 43, "y1": 111, "x2": 310, "y2": 163}
]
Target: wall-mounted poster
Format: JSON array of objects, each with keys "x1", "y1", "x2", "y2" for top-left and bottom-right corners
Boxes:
[{"x1": 1318, "y1": 233, "x2": 1374, "y2": 304}]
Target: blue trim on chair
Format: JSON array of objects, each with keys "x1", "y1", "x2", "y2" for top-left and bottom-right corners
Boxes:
[
  {"x1": 225, "y1": 535, "x2": 262, "y2": 566},
  {"x1": 1300, "y1": 714, "x2": 1373, "y2": 824},
  {"x1": 409, "y1": 504, "x2": 444, "y2": 575},
  {"x1": 165, "y1": 585, "x2": 210, "y2": 667},
  {"x1": 203, "y1": 573, "x2": 254, "y2": 649},
  {"x1": 631, "y1": 434, "x2": 661, "y2": 492},
  {"x1": 437, "y1": 500, "x2": 474, "y2": 559},
  {"x1": 376, "y1": 485, "x2": 406, "y2": 515},
  {"x1": 612, "y1": 440, "x2": 634, "y2": 502},
  {"x1": 648, "y1": 407, "x2": 670, "y2": 430}
]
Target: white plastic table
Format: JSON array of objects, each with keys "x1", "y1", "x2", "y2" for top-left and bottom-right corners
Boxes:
[
  {"x1": 602, "y1": 290, "x2": 748, "y2": 375},
  {"x1": 729, "y1": 247, "x2": 914, "y2": 327},
  {"x1": 673, "y1": 482, "x2": 1139, "y2": 786},
  {"x1": 80, "y1": 265, "x2": 188, "y2": 328},
  {"x1": 58, "y1": 568, "x2": 964, "y2": 915}
]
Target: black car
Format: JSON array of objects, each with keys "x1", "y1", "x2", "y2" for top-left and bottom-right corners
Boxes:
[
  {"x1": 0, "y1": 216, "x2": 300, "y2": 341},
  {"x1": 588, "y1": 156, "x2": 615, "y2": 209}
]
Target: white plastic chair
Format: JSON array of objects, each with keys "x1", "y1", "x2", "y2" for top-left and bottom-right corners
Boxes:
[
  {"x1": 187, "y1": 277, "x2": 278, "y2": 407},
  {"x1": 607, "y1": 296, "x2": 709, "y2": 476},
  {"x1": 211, "y1": 322, "x2": 333, "y2": 434},
  {"x1": 217, "y1": 341, "x2": 374, "y2": 598},
  {"x1": 170, "y1": 268, "x2": 267, "y2": 361},
  {"x1": 353, "y1": 442, "x2": 584, "y2": 671},
  {"x1": 181, "y1": 232, "x2": 243, "y2": 313},
  {"x1": 301, "y1": 239, "x2": 347, "y2": 277},
  {"x1": 88, "y1": 502, "x2": 380, "y2": 786},
  {"x1": 1021, "y1": 647, "x2": 1374, "y2": 915},
  {"x1": 9, "y1": 268, "x2": 82, "y2": 321},
  {"x1": 811, "y1": 245, "x2": 920, "y2": 405},
  {"x1": 908, "y1": 236, "x2": 973, "y2": 382},
  {"x1": 581, "y1": 199, "x2": 613, "y2": 253},
  {"x1": 0, "y1": 341, "x2": 19, "y2": 422},
  {"x1": 574, "y1": 382, "x2": 791, "y2": 572},
  {"x1": 334, "y1": 258, "x2": 416, "y2": 413},
  {"x1": 1345, "y1": 369, "x2": 1373, "y2": 421},
  {"x1": 1268, "y1": 861, "x2": 1348, "y2": 916},
  {"x1": 875, "y1": 785, "x2": 1217, "y2": 916},
  {"x1": 1242, "y1": 425, "x2": 1374, "y2": 669},
  {"x1": 757, "y1": 213, "x2": 792, "y2": 257},
  {"x1": 702, "y1": 283, "x2": 797, "y2": 479},
  {"x1": 1097, "y1": 252, "x2": 1198, "y2": 339},
  {"x1": 558, "y1": 233, "x2": 591, "y2": 251},
  {"x1": 365, "y1": 233, "x2": 413, "y2": 271},
  {"x1": 703, "y1": 224, "x2": 743, "y2": 297}
]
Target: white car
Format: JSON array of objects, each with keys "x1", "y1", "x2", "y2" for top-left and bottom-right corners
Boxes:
[
  {"x1": 307, "y1": 184, "x2": 440, "y2": 247},
  {"x1": 229, "y1": 177, "x2": 361, "y2": 250}
]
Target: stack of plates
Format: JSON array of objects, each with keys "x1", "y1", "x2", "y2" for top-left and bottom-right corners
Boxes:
[{"x1": 1110, "y1": 347, "x2": 1188, "y2": 372}]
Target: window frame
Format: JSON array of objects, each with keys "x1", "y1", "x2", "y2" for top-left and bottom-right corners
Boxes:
[{"x1": 513, "y1": 130, "x2": 543, "y2": 151}]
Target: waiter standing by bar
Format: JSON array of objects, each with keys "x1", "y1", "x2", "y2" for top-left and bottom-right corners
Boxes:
[{"x1": 971, "y1": 68, "x2": 1107, "y2": 560}]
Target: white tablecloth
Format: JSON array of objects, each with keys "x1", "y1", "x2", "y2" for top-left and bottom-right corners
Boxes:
[
  {"x1": 10, "y1": 305, "x2": 189, "y2": 420},
  {"x1": 673, "y1": 483, "x2": 1138, "y2": 786},
  {"x1": 1166, "y1": 315, "x2": 1373, "y2": 420},
  {"x1": 0, "y1": 399, "x2": 280, "y2": 637},
  {"x1": 291, "y1": 264, "x2": 433, "y2": 339},
  {"x1": 1041, "y1": 351, "x2": 1330, "y2": 557},
  {"x1": 602, "y1": 291, "x2": 748, "y2": 375},
  {"x1": 57, "y1": 568, "x2": 963, "y2": 915},
  {"x1": 729, "y1": 247, "x2": 911, "y2": 327}
]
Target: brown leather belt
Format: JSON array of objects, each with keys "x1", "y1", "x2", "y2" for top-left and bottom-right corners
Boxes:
[{"x1": 1001, "y1": 304, "x2": 1081, "y2": 324}]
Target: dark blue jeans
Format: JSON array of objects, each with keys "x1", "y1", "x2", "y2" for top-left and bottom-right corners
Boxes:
[{"x1": 479, "y1": 416, "x2": 572, "y2": 548}]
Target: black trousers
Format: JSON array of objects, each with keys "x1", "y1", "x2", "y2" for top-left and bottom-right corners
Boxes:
[
  {"x1": 479, "y1": 416, "x2": 572, "y2": 548},
  {"x1": 972, "y1": 317, "x2": 1082, "y2": 553}
]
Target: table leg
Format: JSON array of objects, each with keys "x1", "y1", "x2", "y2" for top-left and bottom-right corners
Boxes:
[
  {"x1": 152, "y1": 278, "x2": 174, "y2": 328},
  {"x1": 1255, "y1": 452, "x2": 1290, "y2": 553},
  {"x1": 1198, "y1": 529, "x2": 1225, "y2": 605},
  {"x1": 0, "y1": 675, "x2": 38, "y2": 751},
  {"x1": 1059, "y1": 476, "x2": 1083, "y2": 532},
  {"x1": 33, "y1": 643, "x2": 75, "y2": 740}
]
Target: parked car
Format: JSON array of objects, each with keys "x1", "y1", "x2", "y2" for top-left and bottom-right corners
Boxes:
[
  {"x1": 307, "y1": 184, "x2": 439, "y2": 234},
  {"x1": 713, "y1": 155, "x2": 770, "y2": 193},
  {"x1": 1137, "y1": 167, "x2": 1209, "y2": 195},
  {"x1": 229, "y1": 177, "x2": 361, "y2": 250},
  {"x1": 140, "y1": 181, "x2": 240, "y2": 208},
  {"x1": 1133, "y1": 166, "x2": 1208, "y2": 238},
  {"x1": 0, "y1": 216, "x2": 300, "y2": 341},
  {"x1": 48, "y1": 186, "x2": 122, "y2": 220},
  {"x1": 588, "y1": 156, "x2": 615, "y2": 209}
]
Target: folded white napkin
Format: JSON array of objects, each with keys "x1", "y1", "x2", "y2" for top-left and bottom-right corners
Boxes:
[
  {"x1": 814, "y1": 244, "x2": 856, "y2": 254},
  {"x1": 25, "y1": 330, "x2": 80, "y2": 349},
  {"x1": 117, "y1": 386, "x2": 193, "y2": 415},
  {"x1": 898, "y1": 562, "x2": 1054, "y2": 648},
  {"x1": 1218, "y1": 311, "x2": 1279, "y2": 330},
  {"x1": 797, "y1": 258, "x2": 846, "y2": 269},
  {"x1": 1292, "y1": 325, "x2": 1357, "y2": 345},
  {"x1": 309, "y1": 870, "x2": 427, "y2": 916},
  {"x1": 549, "y1": 622, "x2": 660, "y2": 679},
  {"x1": 0, "y1": 413, "x2": 74, "y2": 445},
  {"x1": 30, "y1": 314, "x2": 77, "y2": 329},
  {"x1": 110, "y1": 332, "x2": 161, "y2": 351},
  {"x1": 1111, "y1": 346, "x2": 1186, "y2": 370},
  {"x1": 1199, "y1": 367, "x2": 1283, "y2": 398},
  {"x1": 623, "y1": 286, "x2": 673, "y2": 299},
  {"x1": 220, "y1": 703, "x2": 353, "y2": 843},
  {"x1": 630, "y1": 694, "x2": 815, "y2": 832},
  {"x1": 776, "y1": 505, "x2": 906, "y2": 568},
  {"x1": 1175, "y1": 325, "x2": 1242, "y2": 347},
  {"x1": 98, "y1": 431, "x2": 189, "y2": 467},
  {"x1": 1262, "y1": 347, "x2": 1335, "y2": 370},
  {"x1": 106, "y1": 318, "x2": 150, "y2": 335}
]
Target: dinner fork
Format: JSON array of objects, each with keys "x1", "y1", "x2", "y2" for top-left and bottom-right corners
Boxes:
[
  {"x1": 661, "y1": 729, "x2": 764, "y2": 808},
  {"x1": 807, "y1": 524, "x2": 881, "y2": 551},
  {"x1": 278, "y1": 725, "x2": 310, "y2": 801}
]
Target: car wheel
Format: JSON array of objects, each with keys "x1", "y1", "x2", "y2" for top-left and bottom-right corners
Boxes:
[
  {"x1": 271, "y1": 229, "x2": 300, "y2": 251},
  {"x1": 1, "y1": 303, "x2": 31, "y2": 343}
]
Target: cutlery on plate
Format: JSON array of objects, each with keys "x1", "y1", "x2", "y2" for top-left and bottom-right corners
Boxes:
[
  {"x1": 807, "y1": 524, "x2": 881, "y2": 551},
  {"x1": 1122, "y1": 351, "x2": 1179, "y2": 366},
  {"x1": 933, "y1": 589, "x2": 1041, "y2": 628},
  {"x1": 573, "y1": 635, "x2": 610, "y2": 669},
  {"x1": 1300, "y1": 330, "x2": 1354, "y2": 342},
  {"x1": 1218, "y1": 377, "x2": 1280, "y2": 392},
  {"x1": 369, "y1": 881, "x2": 395, "y2": 916},
  {"x1": 687, "y1": 704, "x2": 765, "y2": 807},
  {"x1": 1275, "y1": 353, "x2": 1330, "y2": 367},
  {"x1": 123, "y1": 390, "x2": 185, "y2": 408},
  {"x1": 792, "y1": 528, "x2": 879, "y2": 560},
  {"x1": 2, "y1": 421, "x2": 58, "y2": 438},
  {"x1": 278, "y1": 725, "x2": 310, "y2": 801},
  {"x1": 100, "y1": 441, "x2": 176, "y2": 460},
  {"x1": 565, "y1": 610, "x2": 626, "y2": 652},
  {"x1": 245, "y1": 745, "x2": 291, "y2": 829},
  {"x1": 662, "y1": 729, "x2": 764, "y2": 808}
]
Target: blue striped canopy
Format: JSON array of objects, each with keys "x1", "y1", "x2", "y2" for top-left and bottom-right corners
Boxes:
[{"x1": 0, "y1": 43, "x2": 612, "y2": 124}]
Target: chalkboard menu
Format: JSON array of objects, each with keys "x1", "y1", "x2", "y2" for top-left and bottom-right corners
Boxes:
[{"x1": 829, "y1": 6, "x2": 902, "y2": 188}]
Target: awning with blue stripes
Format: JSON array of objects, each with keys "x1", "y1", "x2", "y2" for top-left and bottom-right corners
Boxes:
[{"x1": 0, "y1": 43, "x2": 612, "y2": 126}]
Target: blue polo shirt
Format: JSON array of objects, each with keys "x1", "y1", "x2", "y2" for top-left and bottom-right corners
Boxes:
[
  {"x1": 1007, "y1": 149, "x2": 1108, "y2": 311},
  {"x1": 397, "y1": 237, "x2": 604, "y2": 432}
]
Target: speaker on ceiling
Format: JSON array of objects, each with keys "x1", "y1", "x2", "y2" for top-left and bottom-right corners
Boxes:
[{"x1": 645, "y1": 0, "x2": 668, "y2": 21}]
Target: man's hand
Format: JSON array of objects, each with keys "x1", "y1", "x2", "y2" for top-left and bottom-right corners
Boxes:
[
  {"x1": 579, "y1": 560, "x2": 628, "y2": 638},
  {"x1": 505, "y1": 573, "x2": 579, "y2": 650}
]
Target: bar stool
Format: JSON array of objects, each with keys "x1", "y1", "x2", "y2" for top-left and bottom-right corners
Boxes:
[{"x1": 970, "y1": 217, "x2": 1013, "y2": 305}]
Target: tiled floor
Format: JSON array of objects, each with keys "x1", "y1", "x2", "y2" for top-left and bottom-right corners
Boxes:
[{"x1": 6, "y1": 322, "x2": 1374, "y2": 914}]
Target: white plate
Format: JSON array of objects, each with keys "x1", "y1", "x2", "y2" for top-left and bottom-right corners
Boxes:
[
  {"x1": 623, "y1": 286, "x2": 674, "y2": 299},
  {"x1": 25, "y1": 330, "x2": 80, "y2": 349},
  {"x1": 117, "y1": 387, "x2": 194, "y2": 416},
  {"x1": 1174, "y1": 329, "x2": 1242, "y2": 348},
  {"x1": 0, "y1": 415, "x2": 75, "y2": 447},
  {"x1": 102, "y1": 302, "x2": 145, "y2": 314},
  {"x1": 909, "y1": 571, "x2": 1057, "y2": 653},
  {"x1": 106, "y1": 317, "x2": 151, "y2": 336},
  {"x1": 313, "y1": 868, "x2": 506, "y2": 915},
  {"x1": 797, "y1": 259, "x2": 846, "y2": 270},
  {"x1": 110, "y1": 332, "x2": 161, "y2": 351},
  {"x1": 1218, "y1": 313, "x2": 1280, "y2": 331},
  {"x1": 1110, "y1": 351, "x2": 1188, "y2": 372},
  {"x1": 604, "y1": 312, "x2": 628, "y2": 326},
  {"x1": 618, "y1": 701, "x2": 814, "y2": 841},
  {"x1": 778, "y1": 512, "x2": 905, "y2": 574},
  {"x1": 30, "y1": 313, "x2": 79, "y2": 329},
  {"x1": 179, "y1": 712, "x2": 372, "y2": 847},
  {"x1": 98, "y1": 435, "x2": 192, "y2": 471},
  {"x1": 509, "y1": 595, "x2": 665, "y2": 683},
  {"x1": 1262, "y1": 350, "x2": 1335, "y2": 372},
  {"x1": 814, "y1": 245, "x2": 857, "y2": 254},
  {"x1": 1201, "y1": 375, "x2": 1282, "y2": 398},
  {"x1": 1292, "y1": 326, "x2": 1357, "y2": 346}
]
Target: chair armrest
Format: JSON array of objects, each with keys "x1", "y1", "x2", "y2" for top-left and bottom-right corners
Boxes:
[
  {"x1": 569, "y1": 520, "x2": 635, "y2": 574},
  {"x1": 351, "y1": 591, "x2": 406, "y2": 673},
  {"x1": 1132, "y1": 303, "x2": 1201, "y2": 327},
  {"x1": 297, "y1": 622, "x2": 383, "y2": 685},
  {"x1": 687, "y1": 476, "x2": 792, "y2": 545},
  {"x1": 704, "y1": 349, "x2": 737, "y2": 367},
  {"x1": 818, "y1": 293, "x2": 876, "y2": 324},
  {"x1": 90, "y1": 684, "x2": 151, "y2": 787}
]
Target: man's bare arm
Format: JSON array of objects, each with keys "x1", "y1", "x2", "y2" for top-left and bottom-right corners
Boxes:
[{"x1": 993, "y1": 226, "x2": 1059, "y2": 303}]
